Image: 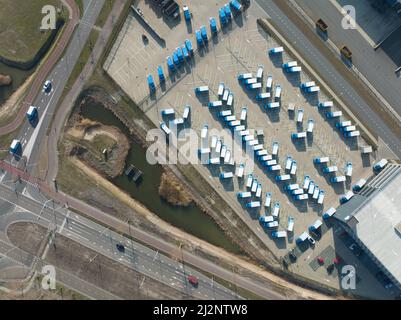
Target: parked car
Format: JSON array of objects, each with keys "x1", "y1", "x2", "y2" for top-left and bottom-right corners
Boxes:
[{"x1": 327, "y1": 264, "x2": 335, "y2": 274}]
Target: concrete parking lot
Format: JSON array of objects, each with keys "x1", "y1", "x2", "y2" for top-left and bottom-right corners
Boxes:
[{"x1": 105, "y1": 0, "x2": 380, "y2": 292}]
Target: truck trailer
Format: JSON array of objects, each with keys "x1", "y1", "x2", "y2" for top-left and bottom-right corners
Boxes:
[
  {"x1": 306, "y1": 86, "x2": 320, "y2": 93},
  {"x1": 259, "y1": 215, "x2": 274, "y2": 223},
  {"x1": 287, "y1": 216, "x2": 295, "y2": 232},
  {"x1": 345, "y1": 162, "x2": 353, "y2": 177},
  {"x1": 323, "y1": 207, "x2": 336, "y2": 219},
  {"x1": 268, "y1": 47, "x2": 284, "y2": 54},
  {"x1": 9, "y1": 139, "x2": 21, "y2": 154},
  {"x1": 246, "y1": 174, "x2": 253, "y2": 188},
  {"x1": 290, "y1": 160, "x2": 297, "y2": 175},
  {"x1": 210, "y1": 17, "x2": 217, "y2": 33},
  {"x1": 195, "y1": 86, "x2": 209, "y2": 94},
  {"x1": 160, "y1": 122, "x2": 171, "y2": 135},
  {"x1": 236, "y1": 164, "x2": 245, "y2": 178},
  {"x1": 272, "y1": 202, "x2": 280, "y2": 217},
  {"x1": 282, "y1": 61, "x2": 298, "y2": 69},
  {"x1": 285, "y1": 156, "x2": 293, "y2": 170},
  {"x1": 314, "y1": 157, "x2": 329, "y2": 164},
  {"x1": 26, "y1": 106, "x2": 38, "y2": 121},
  {"x1": 220, "y1": 171, "x2": 233, "y2": 179},
  {"x1": 373, "y1": 159, "x2": 388, "y2": 172},
  {"x1": 264, "y1": 192, "x2": 272, "y2": 207},
  {"x1": 331, "y1": 176, "x2": 346, "y2": 183},
  {"x1": 326, "y1": 111, "x2": 342, "y2": 119},
  {"x1": 208, "y1": 100, "x2": 223, "y2": 108},
  {"x1": 300, "y1": 81, "x2": 315, "y2": 90},
  {"x1": 238, "y1": 73, "x2": 252, "y2": 80},
  {"x1": 291, "y1": 132, "x2": 307, "y2": 139},
  {"x1": 353, "y1": 179, "x2": 366, "y2": 192},
  {"x1": 307, "y1": 119, "x2": 315, "y2": 133},
  {"x1": 296, "y1": 109, "x2": 304, "y2": 123},
  {"x1": 183, "y1": 105, "x2": 191, "y2": 120},
  {"x1": 275, "y1": 174, "x2": 291, "y2": 181},
  {"x1": 340, "y1": 190, "x2": 354, "y2": 204},
  {"x1": 256, "y1": 92, "x2": 271, "y2": 100},
  {"x1": 266, "y1": 102, "x2": 280, "y2": 109},
  {"x1": 266, "y1": 76, "x2": 273, "y2": 91},
  {"x1": 323, "y1": 166, "x2": 338, "y2": 173},
  {"x1": 272, "y1": 231, "x2": 287, "y2": 238},
  {"x1": 318, "y1": 101, "x2": 333, "y2": 108},
  {"x1": 272, "y1": 142, "x2": 279, "y2": 156},
  {"x1": 344, "y1": 131, "x2": 360, "y2": 138},
  {"x1": 246, "y1": 201, "x2": 260, "y2": 208}
]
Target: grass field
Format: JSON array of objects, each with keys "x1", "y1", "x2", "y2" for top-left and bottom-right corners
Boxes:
[
  {"x1": 0, "y1": 0, "x2": 67, "y2": 63},
  {"x1": 75, "y1": 0, "x2": 84, "y2": 17},
  {"x1": 95, "y1": 0, "x2": 116, "y2": 28}
]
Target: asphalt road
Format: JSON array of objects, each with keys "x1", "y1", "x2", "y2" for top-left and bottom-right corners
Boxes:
[
  {"x1": 46, "y1": 0, "x2": 126, "y2": 185},
  {"x1": 0, "y1": 0, "x2": 127, "y2": 300},
  {"x1": 0, "y1": 182, "x2": 241, "y2": 300},
  {"x1": 253, "y1": 0, "x2": 401, "y2": 157},
  {"x1": 0, "y1": 0, "x2": 79, "y2": 135},
  {"x1": 13, "y1": 0, "x2": 106, "y2": 171},
  {"x1": 295, "y1": 0, "x2": 401, "y2": 115}
]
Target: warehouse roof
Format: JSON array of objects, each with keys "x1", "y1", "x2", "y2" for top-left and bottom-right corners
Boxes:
[{"x1": 336, "y1": 164, "x2": 401, "y2": 285}]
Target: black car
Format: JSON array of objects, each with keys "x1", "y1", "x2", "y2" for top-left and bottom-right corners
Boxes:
[{"x1": 116, "y1": 244, "x2": 125, "y2": 252}]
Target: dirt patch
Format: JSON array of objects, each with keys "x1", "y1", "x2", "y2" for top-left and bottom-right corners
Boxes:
[
  {"x1": 159, "y1": 171, "x2": 193, "y2": 207},
  {"x1": 0, "y1": 74, "x2": 11, "y2": 86},
  {"x1": 7, "y1": 221, "x2": 47, "y2": 256},
  {"x1": 66, "y1": 118, "x2": 129, "y2": 178}
]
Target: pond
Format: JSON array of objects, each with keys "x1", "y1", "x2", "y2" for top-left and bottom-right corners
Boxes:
[
  {"x1": 0, "y1": 61, "x2": 35, "y2": 105},
  {"x1": 81, "y1": 99, "x2": 242, "y2": 254}
]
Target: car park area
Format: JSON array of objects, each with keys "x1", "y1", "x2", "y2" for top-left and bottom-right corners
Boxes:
[{"x1": 105, "y1": 0, "x2": 381, "y2": 292}]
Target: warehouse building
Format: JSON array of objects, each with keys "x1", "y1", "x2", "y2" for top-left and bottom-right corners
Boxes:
[
  {"x1": 334, "y1": 163, "x2": 401, "y2": 290},
  {"x1": 385, "y1": 0, "x2": 401, "y2": 13}
]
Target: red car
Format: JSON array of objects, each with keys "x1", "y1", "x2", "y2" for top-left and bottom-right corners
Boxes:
[{"x1": 187, "y1": 275, "x2": 199, "y2": 287}]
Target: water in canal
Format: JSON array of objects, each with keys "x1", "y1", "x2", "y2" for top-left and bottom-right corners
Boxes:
[
  {"x1": 0, "y1": 61, "x2": 35, "y2": 105},
  {"x1": 81, "y1": 100, "x2": 241, "y2": 254}
]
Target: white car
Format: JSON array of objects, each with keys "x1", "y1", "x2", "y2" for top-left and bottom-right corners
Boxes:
[{"x1": 43, "y1": 80, "x2": 52, "y2": 93}]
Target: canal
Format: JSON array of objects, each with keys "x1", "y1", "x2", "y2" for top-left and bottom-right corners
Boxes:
[
  {"x1": 81, "y1": 100, "x2": 242, "y2": 254},
  {"x1": 0, "y1": 61, "x2": 35, "y2": 105}
]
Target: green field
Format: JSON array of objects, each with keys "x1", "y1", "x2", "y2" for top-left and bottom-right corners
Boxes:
[
  {"x1": 95, "y1": 0, "x2": 116, "y2": 28},
  {"x1": 0, "y1": 0, "x2": 67, "y2": 63}
]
